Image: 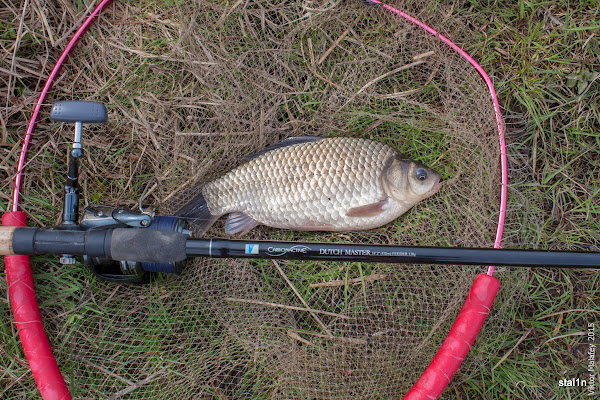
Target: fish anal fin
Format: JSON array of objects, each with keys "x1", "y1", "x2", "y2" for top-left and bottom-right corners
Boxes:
[
  {"x1": 346, "y1": 199, "x2": 389, "y2": 218},
  {"x1": 226, "y1": 212, "x2": 260, "y2": 235},
  {"x1": 244, "y1": 136, "x2": 324, "y2": 161}
]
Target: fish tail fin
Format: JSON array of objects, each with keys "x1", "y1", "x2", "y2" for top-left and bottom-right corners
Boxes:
[{"x1": 176, "y1": 187, "x2": 218, "y2": 236}]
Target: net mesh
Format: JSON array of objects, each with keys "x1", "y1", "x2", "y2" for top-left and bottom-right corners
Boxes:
[{"x1": 3, "y1": 0, "x2": 526, "y2": 398}]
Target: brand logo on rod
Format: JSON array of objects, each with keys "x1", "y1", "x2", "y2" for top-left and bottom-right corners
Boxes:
[{"x1": 266, "y1": 245, "x2": 311, "y2": 257}]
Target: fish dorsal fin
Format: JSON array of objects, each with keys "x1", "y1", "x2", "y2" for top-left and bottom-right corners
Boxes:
[
  {"x1": 225, "y1": 212, "x2": 260, "y2": 235},
  {"x1": 244, "y1": 136, "x2": 324, "y2": 161},
  {"x1": 346, "y1": 198, "x2": 389, "y2": 217}
]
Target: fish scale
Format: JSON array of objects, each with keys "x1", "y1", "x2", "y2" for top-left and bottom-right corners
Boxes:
[{"x1": 180, "y1": 137, "x2": 441, "y2": 235}]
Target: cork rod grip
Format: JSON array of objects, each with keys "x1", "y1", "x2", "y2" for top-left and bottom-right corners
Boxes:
[{"x1": 0, "y1": 226, "x2": 17, "y2": 255}]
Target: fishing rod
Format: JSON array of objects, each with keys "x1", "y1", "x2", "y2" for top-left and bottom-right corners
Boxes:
[{"x1": 2, "y1": 100, "x2": 598, "y2": 283}]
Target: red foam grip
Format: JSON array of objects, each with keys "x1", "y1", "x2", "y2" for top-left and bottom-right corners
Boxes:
[
  {"x1": 404, "y1": 273, "x2": 501, "y2": 400},
  {"x1": 2, "y1": 212, "x2": 71, "y2": 400}
]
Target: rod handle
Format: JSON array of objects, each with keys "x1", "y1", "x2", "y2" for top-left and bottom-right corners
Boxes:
[{"x1": 3, "y1": 226, "x2": 187, "y2": 264}]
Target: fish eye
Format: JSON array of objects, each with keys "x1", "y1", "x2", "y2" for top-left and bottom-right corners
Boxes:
[{"x1": 416, "y1": 168, "x2": 428, "y2": 181}]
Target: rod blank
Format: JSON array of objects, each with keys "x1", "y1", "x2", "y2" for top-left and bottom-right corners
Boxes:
[{"x1": 186, "y1": 239, "x2": 600, "y2": 268}]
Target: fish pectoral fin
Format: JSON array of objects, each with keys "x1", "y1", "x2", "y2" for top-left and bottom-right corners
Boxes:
[
  {"x1": 346, "y1": 199, "x2": 389, "y2": 218},
  {"x1": 225, "y1": 213, "x2": 260, "y2": 235}
]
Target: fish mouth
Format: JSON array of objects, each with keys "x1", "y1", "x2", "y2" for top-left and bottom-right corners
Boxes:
[{"x1": 431, "y1": 179, "x2": 442, "y2": 194}]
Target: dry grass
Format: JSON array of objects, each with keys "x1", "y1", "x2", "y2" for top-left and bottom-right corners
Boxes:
[{"x1": 0, "y1": 0, "x2": 598, "y2": 399}]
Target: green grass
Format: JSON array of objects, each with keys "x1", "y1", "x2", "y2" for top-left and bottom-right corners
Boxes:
[{"x1": 443, "y1": 1, "x2": 600, "y2": 398}]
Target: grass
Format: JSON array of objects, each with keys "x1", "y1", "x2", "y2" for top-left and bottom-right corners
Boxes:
[
  {"x1": 447, "y1": 1, "x2": 600, "y2": 398},
  {"x1": 1, "y1": 0, "x2": 599, "y2": 399}
]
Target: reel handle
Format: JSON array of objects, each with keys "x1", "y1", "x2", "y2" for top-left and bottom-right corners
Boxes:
[{"x1": 51, "y1": 101, "x2": 108, "y2": 263}]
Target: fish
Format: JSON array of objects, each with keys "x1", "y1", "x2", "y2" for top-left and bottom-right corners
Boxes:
[{"x1": 178, "y1": 136, "x2": 441, "y2": 235}]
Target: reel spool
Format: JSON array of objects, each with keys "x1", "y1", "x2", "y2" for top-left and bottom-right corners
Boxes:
[{"x1": 81, "y1": 207, "x2": 190, "y2": 283}]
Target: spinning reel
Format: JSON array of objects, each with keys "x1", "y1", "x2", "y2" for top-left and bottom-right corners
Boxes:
[{"x1": 51, "y1": 100, "x2": 190, "y2": 283}]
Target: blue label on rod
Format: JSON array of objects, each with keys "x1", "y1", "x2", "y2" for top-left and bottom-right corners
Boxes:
[{"x1": 245, "y1": 244, "x2": 259, "y2": 254}]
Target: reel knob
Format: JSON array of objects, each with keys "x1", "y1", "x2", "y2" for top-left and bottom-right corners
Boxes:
[
  {"x1": 51, "y1": 100, "x2": 108, "y2": 158},
  {"x1": 50, "y1": 100, "x2": 108, "y2": 123}
]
